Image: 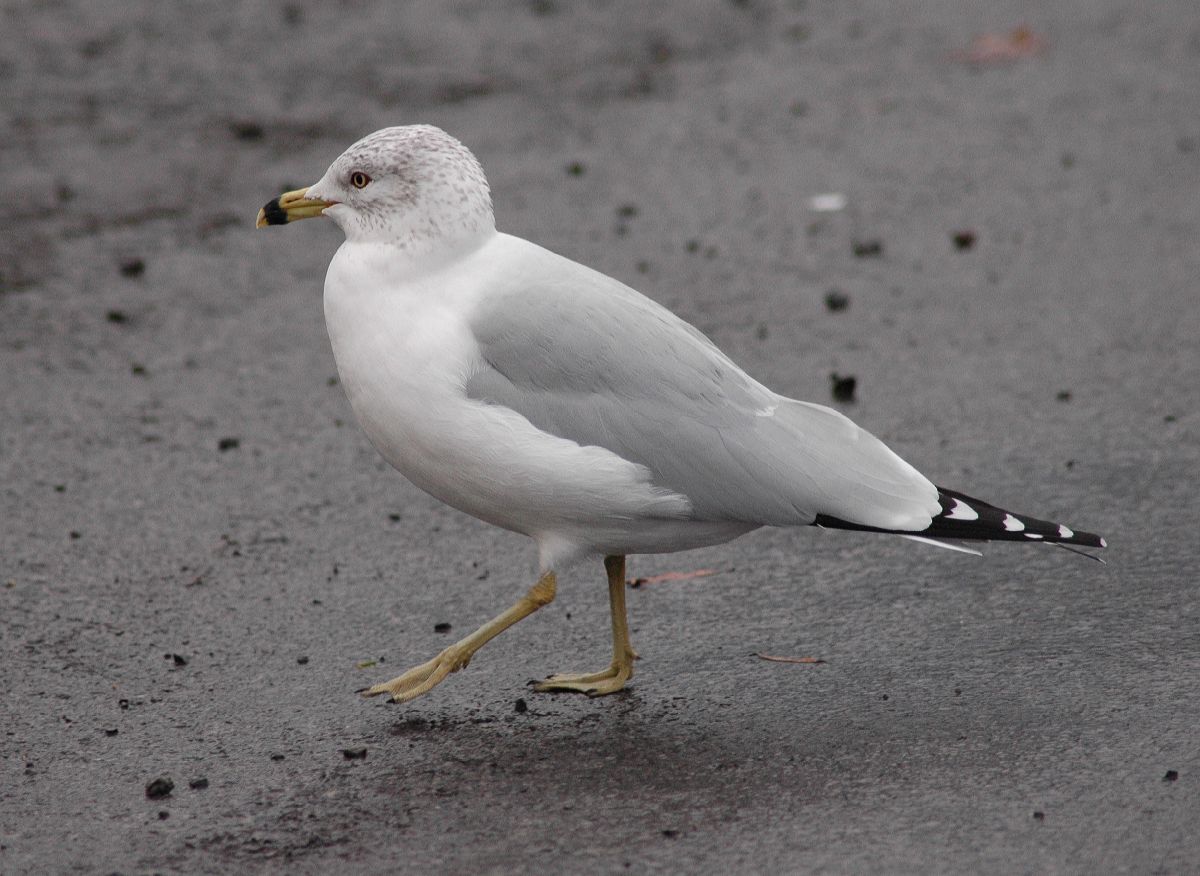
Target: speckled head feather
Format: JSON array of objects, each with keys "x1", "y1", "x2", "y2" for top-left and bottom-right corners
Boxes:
[{"x1": 307, "y1": 125, "x2": 494, "y2": 250}]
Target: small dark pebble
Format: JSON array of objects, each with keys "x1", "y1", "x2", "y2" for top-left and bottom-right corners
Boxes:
[
  {"x1": 662, "y1": 829, "x2": 679, "y2": 839},
  {"x1": 1033, "y1": 811, "x2": 1045, "y2": 821},
  {"x1": 951, "y1": 230, "x2": 977, "y2": 251},
  {"x1": 104, "y1": 728, "x2": 119, "y2": 737},
  {"x1": 270, "y1": 753, "x2": 285, "y2": 761},
  {"x1": 342, "y1": 747, "x2": 368, "y2": 760},
  {"x1": 119, "y1": 698, "x2": 130, "y2": 709},
  {"x1": 685, "y1": 239, "x2": 700, "y2": 253},
  {"x1": 1164, "y1": 770, "x2": 1179, "y2": 782},
  {"x1": 566, "y1": 161, "x2": 585, "y2": 177},
  {"x1": 297, "y1": 656, "x2": 309, "y2": 665},
  {"x1": 69, "y1": 531, "x2": 81, "y2": 540},
  {"x1": 158, "y1": 810, "x2": 170, "y2": 820},
  {"x1": 434, "y1": 622, "x2": 452, "y2": 634},
  {"x1": 217, "y1": 437, "x2": 240, "y2": 452},
  {"x1": 54, "y1": 484, "x2": 66, "y2": 492},
  {"x1": 120, "y1": 258, "x2": 146, "y2": 278},
  {"x1": 230, "y1": 120, "x2": 265, "y2": 141},
  {"x1": 145, "y1": 777, "x2": 174, "y2": 799},
  {"x1": 130, "y1": 363, "x2": 147, "y2": 376},
  {"x1": 189, "y1": 777, "x2": 209, "y2": 790},
  {"x1": 1056, "y1": 390, "x2": 1073, "y2": 402},
  {"x1": 514, "y1": 698, "x2": 528, "y2": 714},
  {"x1": 616, "y1": 203, "x2": 639, "y2": 219},
  {"x1": 851, "y1": 239, "x2": 883, "y2": 258},
  {"x1": 830, "y1": 372, "x2": 857, "y2": 402},
  {"x1": 106, "y1": 309, "x2": 129, "y2": 324},
  {"x1": 165, "y1": 653, "x2": 187, "y2": 666},
  {"x1": 1164, "y1": 414, "x2": 1176, "y2": 423},
  {"x1": 388, "y1": 512, "x2": 402, "y2": 522},
  {"x1": 880, "y1": 693, "x2": 889, "y2": 701},
  {"x1": 824, "y1": 289, "x2": 849, "y2": 312}
]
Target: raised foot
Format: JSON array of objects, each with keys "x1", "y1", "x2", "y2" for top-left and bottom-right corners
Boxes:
[
  {"x1": 532, "y1": 660, "x2": 632, "y2": 697},
  {"x1": 362, "y1": 645, "x2": 471, "y2": 703}
]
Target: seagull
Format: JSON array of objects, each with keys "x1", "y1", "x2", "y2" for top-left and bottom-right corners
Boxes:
[{"x1": 257, "y1": 125, "x2": 1105, "y2": 704}]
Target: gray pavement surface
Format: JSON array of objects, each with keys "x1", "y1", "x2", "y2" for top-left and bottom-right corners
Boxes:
[{"x1": 3, "y1": 1, "x2": 1198, "y2": 873}]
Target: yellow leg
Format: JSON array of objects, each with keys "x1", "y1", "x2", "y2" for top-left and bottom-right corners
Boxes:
[
  {"x1": 533, "y1": 555, "x2": 635, "y2": 697},
  {"x1": 363, "y1": 570, "x2": 557, "y2": 704}
]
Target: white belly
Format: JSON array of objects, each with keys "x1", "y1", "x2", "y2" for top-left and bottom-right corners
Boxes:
[{"x1": 321, "y1": 239, "x2": 742, "y2": 567}]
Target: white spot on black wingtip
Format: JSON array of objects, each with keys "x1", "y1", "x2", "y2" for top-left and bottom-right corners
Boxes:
[
  {"x1": 945, "y1": 499, "x2": 979, "y2": 521},
  {"x1": 1058, "y1": 524, "x2": 1074, "y2": 539},
  {"x1": 1024, "y1": 532, "x2": 1044, "y2": 539},
  {"x1": 1100, "y1": 537, "x2": 1108, "y2": 548},
  {"x1": 1002, "y1": 514, "x2": 1025, "y2": 532}
]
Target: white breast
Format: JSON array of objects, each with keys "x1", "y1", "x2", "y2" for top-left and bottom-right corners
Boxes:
[{"x1": 321, "y1": 235, "x2": 693, "y2": 561}]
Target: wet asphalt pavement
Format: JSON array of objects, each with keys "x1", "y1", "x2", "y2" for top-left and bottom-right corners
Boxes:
[{"x1": 2, "y1": 1, "x2": 1198, "y2": 873}]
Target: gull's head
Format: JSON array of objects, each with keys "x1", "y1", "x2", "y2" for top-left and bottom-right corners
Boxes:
[{"x1": 256, "y1": 125, "x2": 494, "y2": 249}]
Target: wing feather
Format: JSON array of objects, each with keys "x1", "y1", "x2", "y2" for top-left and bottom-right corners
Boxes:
[{"x1": 464, "y1": 237, "x2": 940, "y2": 529}]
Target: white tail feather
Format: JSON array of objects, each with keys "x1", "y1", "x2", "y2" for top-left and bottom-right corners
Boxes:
[{"x1": 901, "y1": 535, "x2": 984, "y2": 557}]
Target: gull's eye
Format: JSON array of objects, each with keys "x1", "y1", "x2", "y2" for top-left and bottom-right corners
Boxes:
[{"x1": 350, "y1": 171, "x2": 371, "y2": 189}]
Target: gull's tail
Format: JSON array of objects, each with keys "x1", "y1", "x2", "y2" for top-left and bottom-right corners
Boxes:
[{"x1": 813, "y1": 486, "x2": 1107, "y2": 555}]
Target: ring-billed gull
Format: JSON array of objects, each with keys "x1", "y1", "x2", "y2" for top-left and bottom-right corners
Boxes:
[{"x1": 257, "y1": 125, "x2": 1104, "y2": 704}]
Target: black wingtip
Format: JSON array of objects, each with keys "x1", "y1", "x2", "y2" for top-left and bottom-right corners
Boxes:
[
  {"x1": 931, "y1": 487, "x2": 1106, "y2": 548},
  {"x1": 813, "y1": 486, "x2": 1106, "y2": 555},
  {"x1": 259, "y1": 197, "x2": 289, "y2": 226}
]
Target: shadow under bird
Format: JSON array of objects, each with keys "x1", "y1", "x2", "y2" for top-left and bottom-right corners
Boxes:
[{"x1": 257, "y1": 125, "x2": 1105, "y2": 704}]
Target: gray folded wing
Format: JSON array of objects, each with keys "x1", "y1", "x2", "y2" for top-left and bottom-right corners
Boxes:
[{"x1": 464, "y1": 245, "x2": 939, "y2": 530}]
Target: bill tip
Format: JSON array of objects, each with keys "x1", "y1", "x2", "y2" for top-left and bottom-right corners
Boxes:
[{"x1": 256, "y1": 197, "x2": 288, "y2": 228}]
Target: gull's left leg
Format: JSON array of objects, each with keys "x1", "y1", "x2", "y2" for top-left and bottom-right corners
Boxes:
[
  {"x1": 534, "y1": 555, "x2": 635, "y2": 697},
  {"x1": 363, "y1": 570, "x2": 556, "y2": 704}
]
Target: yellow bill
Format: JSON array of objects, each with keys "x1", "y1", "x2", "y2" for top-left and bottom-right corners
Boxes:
[{"x1": 255, "y1": 187, "x2": 334, "y2": 228}]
